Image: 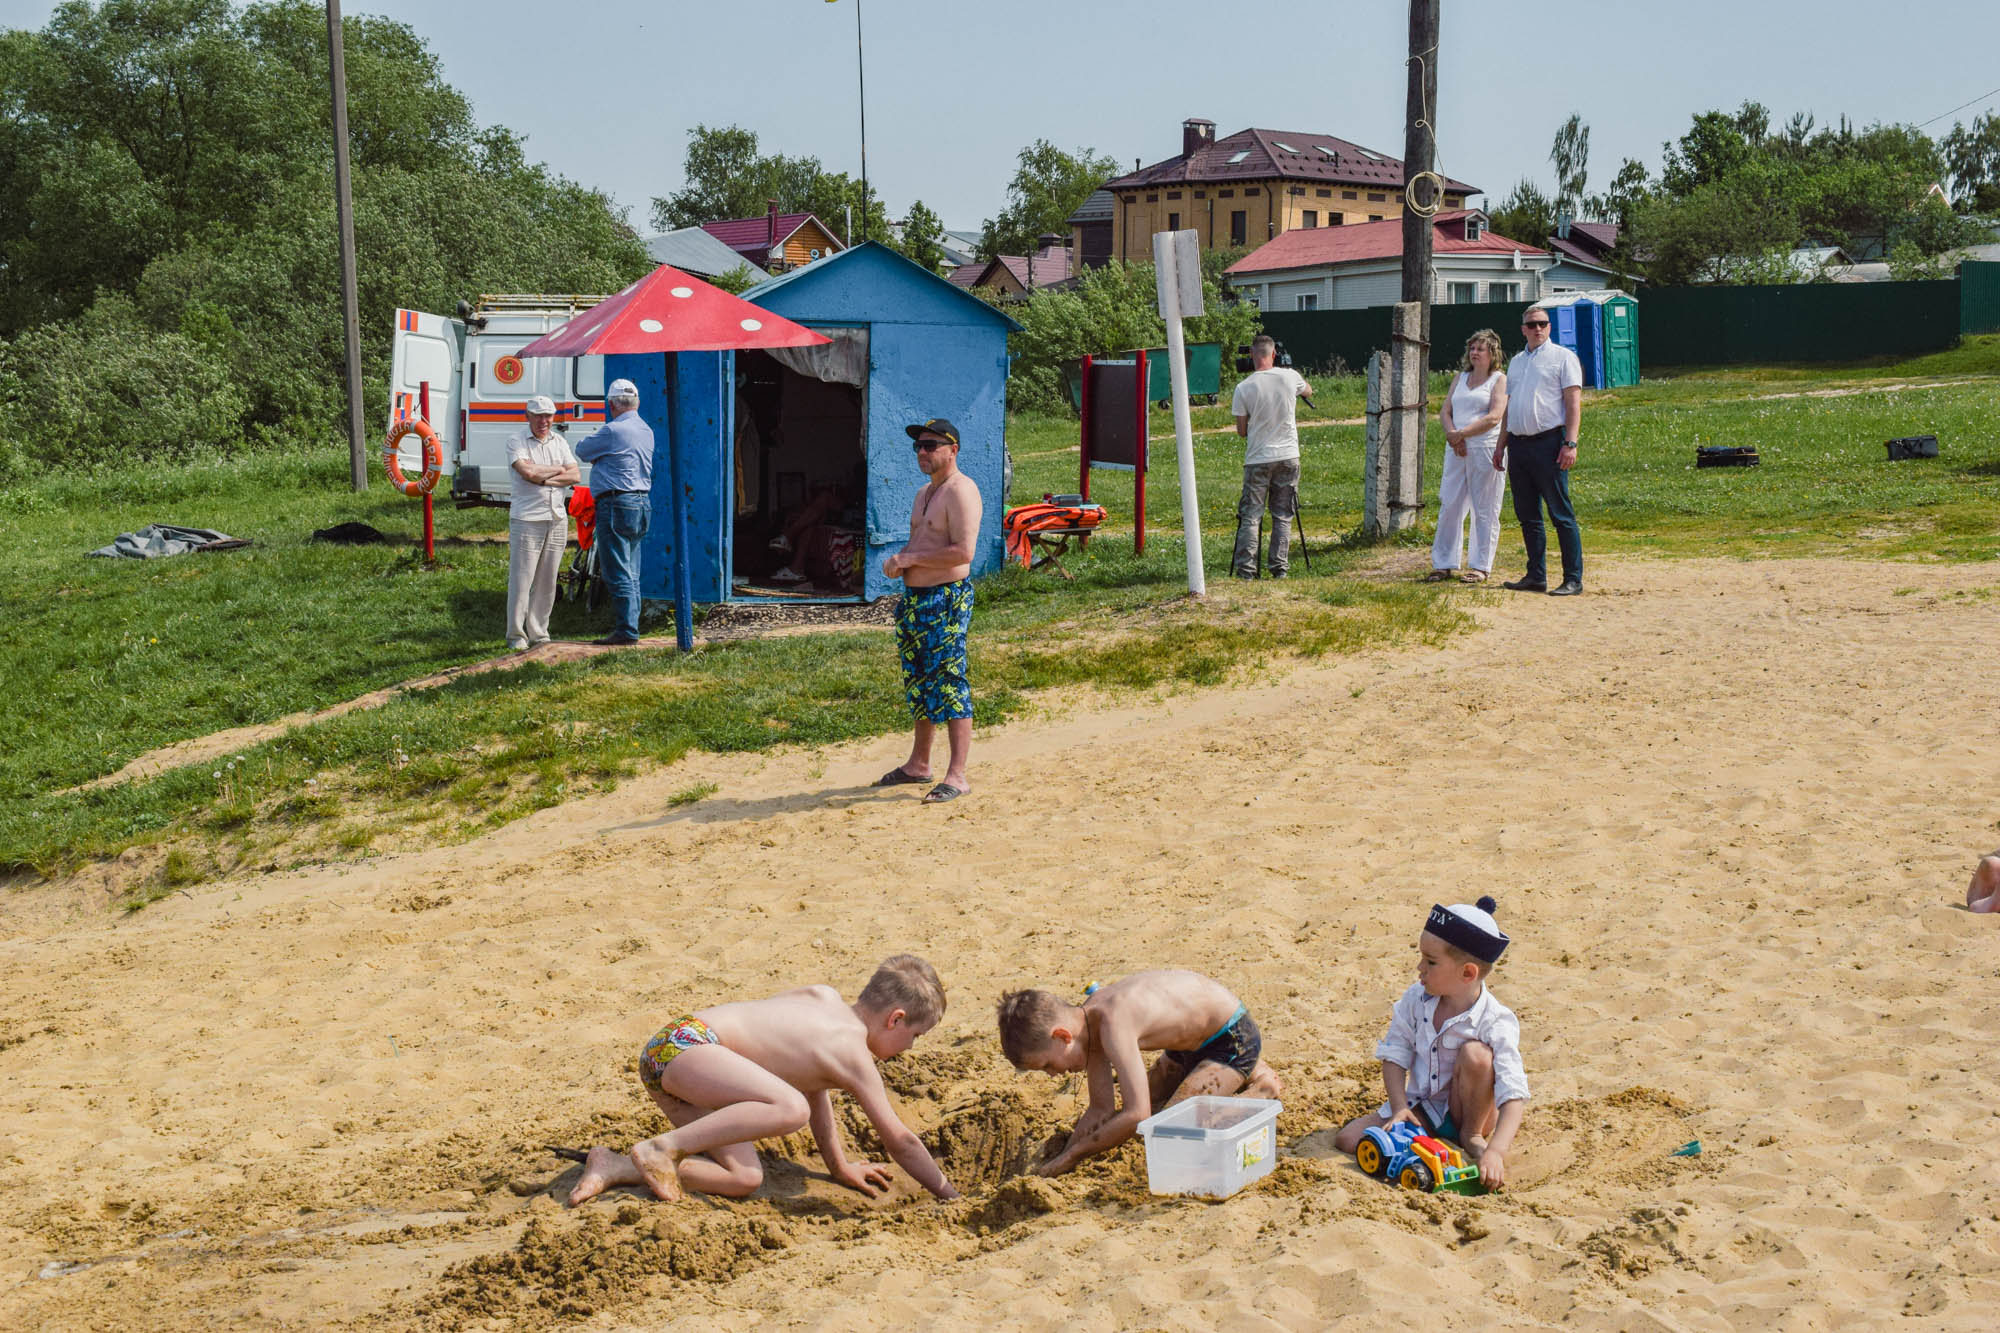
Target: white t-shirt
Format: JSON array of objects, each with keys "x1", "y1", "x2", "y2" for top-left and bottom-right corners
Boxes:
[
  {"x1": 506, "y1": 428, "x2": 578, "y2": 522},
  {"x1": 1503, "y1": 340, "x2": 1582, "y2": 437},
  {"x1": 1448, "y1": 371, "x2": 1504, "y2": 451},
  {"x1": 1230, "y1": 367, "x2": 1310, "y2": 466}
]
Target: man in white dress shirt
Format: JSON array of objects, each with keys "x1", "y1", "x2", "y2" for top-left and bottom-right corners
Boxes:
[
  {"x1": 1493, "y1": 307, "x2": 1584, "y2": 595},
  {"x1": 505, "y1": 394, "x2": 580, "y2": 649}
]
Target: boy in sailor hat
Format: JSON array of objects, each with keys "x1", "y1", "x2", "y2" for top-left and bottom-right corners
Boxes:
[{"x1": 1332, "y1": 897, "x2": 1529, "y2": 1187}]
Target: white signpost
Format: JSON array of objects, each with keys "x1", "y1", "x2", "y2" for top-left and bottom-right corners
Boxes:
[{"x1": 1152, "y1": 229, "x2": 1206, "y2": 597}]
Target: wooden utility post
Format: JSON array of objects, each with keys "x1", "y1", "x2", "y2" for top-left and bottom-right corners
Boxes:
[
  {"x1": 327, "y1": 0, "x2": 367, "y2": 492},
  {"x1": 1366, "y1": 0, "x2": 1440, "y2": 539}
]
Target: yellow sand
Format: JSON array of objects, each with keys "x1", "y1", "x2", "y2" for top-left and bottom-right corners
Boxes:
[{"x1": 2, "y1": 555, "x2": 1997, "y2": 1331}]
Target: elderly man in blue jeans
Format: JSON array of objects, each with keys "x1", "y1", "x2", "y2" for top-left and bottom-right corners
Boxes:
[{"x1": 573, "y1": 377, "x2": 656, "y2": 644}]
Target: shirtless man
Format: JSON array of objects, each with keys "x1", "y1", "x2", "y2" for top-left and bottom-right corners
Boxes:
[
  {"x1": 875, "y1": 418, "x2": 983, "y2": 805},
  {"x1": 567, "y1": 955, "x2": 961, "y2": 1205},
  {"x1": 996, "y1": 969, "x2": 1282, "y2": 1176}
]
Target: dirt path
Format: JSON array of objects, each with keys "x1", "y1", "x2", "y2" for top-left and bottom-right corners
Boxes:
[{"x1": 4, "y1": 555, "x2": 1998, "y2": 1332}]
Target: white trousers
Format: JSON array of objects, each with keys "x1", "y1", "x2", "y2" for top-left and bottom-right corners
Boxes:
[
  {"x1": 506, "y1": 516, "x2": 567, "y2": 647},
  {"x1": 1431, "y1": 445, "x2": 1507, "y2": 573}
]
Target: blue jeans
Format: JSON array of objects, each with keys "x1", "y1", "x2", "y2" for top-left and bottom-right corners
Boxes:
[
  {"x1": 1506, "y1": 430, "x2": 1582, "y2": 585},
  {"x1": 595, "y1": 490, "x2": 650, "y2": 641}
]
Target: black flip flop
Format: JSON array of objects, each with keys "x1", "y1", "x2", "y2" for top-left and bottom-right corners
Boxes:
[
  {"x1": 545, "y1": 1145, "x2": 589, "y2": 1163},
  {"x1": 874, "y1": 768, "x2": 928, "y2": 787},
  {"x1": 922, "y1": 783, "x2": 965, "y2": 804}
]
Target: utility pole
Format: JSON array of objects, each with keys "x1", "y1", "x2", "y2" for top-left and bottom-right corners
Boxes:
[
  {"x1": 852, "y1": 0, "x2": 869, "y2": 244},
  {"x1": 326, "y1": 0, "x2": 366, "y2": 492},
  {"x1": 1399, "y1": 0, "x2": 1440, "y2": 331}
]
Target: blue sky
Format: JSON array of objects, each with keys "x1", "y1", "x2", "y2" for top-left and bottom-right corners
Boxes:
[{"x1": 6, "y1": 0, "x2": 1999, "y2": 234}]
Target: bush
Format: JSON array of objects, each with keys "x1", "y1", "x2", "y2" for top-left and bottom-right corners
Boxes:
[
  {"x1": 1005, "y1": 255, "x2": 1261, "y2": 415},
  {"x1": 0, "y1": 294, "x2": 249, "y2": 472}
]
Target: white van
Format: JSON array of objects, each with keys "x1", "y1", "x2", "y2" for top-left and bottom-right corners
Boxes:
[{"x1": 387, "y1": 294, "x2": 612, "y2": 507}]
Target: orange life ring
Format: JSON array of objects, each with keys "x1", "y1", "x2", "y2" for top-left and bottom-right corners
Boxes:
[{"x1": 384, "y1": 418, "x2": 443, "y2": 496}]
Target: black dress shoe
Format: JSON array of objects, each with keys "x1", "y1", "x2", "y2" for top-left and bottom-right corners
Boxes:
[
  {"x1": 1547, "y1": 580, "x2": 1584, "y2": 597},
  {"x1": 1501, "y1": 577, "x2": 1547, "y2": 592}
]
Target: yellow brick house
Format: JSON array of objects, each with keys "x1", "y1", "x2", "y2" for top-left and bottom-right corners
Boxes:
[{"x1": 1099, "y1": 118, "x2": 1480, "y2": 262}]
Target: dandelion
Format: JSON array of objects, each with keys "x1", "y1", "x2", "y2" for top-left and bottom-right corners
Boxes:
[{"x1": 212, "y1": 771, "x2": 221, "y2": 779}]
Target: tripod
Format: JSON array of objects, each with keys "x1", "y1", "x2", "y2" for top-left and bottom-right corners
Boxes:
[{"x1": 1253, "y1": 494, "x2": 1314, "y2": 576}]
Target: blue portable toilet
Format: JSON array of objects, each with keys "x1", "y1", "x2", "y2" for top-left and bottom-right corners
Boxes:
[
  {"x1": 621, "y1": 243, "x2": 1020, "y2": 607},
  {"x1": 1536, "y1": 292, "x2": 1606, "y2": 389}
]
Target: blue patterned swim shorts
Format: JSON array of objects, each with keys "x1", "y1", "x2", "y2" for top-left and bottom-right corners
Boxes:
[{"x1": 896, "y1": 578, "x2": 974, "y2": 722}]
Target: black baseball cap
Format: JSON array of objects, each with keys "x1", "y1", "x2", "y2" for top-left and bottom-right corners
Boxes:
[{"x1": 905, "y1": 418, "x2": 961, "y2": 446}]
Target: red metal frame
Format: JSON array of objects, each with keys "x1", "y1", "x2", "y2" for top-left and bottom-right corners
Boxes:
[
  {"x1": 418, "y1": 380, "x2": 435, "y2": 563},
  {"x1": 1078, "y1": 352, "x2": 1093, "y2": 502},
  {"x1": 1133, "y1": 349, "x2": 1148, "y2": 555}
]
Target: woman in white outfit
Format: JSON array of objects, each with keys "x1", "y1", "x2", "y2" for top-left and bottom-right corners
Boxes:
[
  {"x1": 1428, "y1": 329, "x2": 1510, "y2": 584},
  {"x1": 505, "y1": 394, "x2": 580, "y2": 650}
]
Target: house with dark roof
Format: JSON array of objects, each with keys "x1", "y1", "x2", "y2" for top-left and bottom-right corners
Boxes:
[
  {"x1": 1066, "y1": 189, "x2": 1115, "y2": 271},
  {"x1": 1543, "y1": 220, "x2": 1635, "y2": 291},
  {"x1": 1100, "y1": 118, "x2": 1479, "y2": 263},
  {"x1": 700, "y1": 202, "x2": 845, "y2": 273},
  {"x1": 642, "y1": 226, "x2": 768, "y2": 283},
  {"x1": 1226, "y1": 211, "x2": 1549, "y2": 311},
  {"x1": 946, "y1": 242, "x2": 1073, "y2": 299}
]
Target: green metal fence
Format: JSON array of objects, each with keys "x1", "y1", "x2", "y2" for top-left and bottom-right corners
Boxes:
[
  {"x1": 1961, "y1": 261, "x2": 2000, "y2": 336},
  {"x1": 1262, "y1": 274, "x2": 1983, "y2": 376}
]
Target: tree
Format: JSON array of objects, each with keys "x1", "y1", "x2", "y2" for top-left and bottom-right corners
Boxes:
[
  {"x1": 896, "y1": 200, "x2": 947, "y2": 274},
  {"x1": 1486, "y1": 179, "x2": 1554, "y2": 247},
  {"x1": 1550, "y1": 114, "x2": 1590, "y2": 219},
  {"x1": 1942, "y1": 113, "x2": 2000, "y2": 213},
  {"x1": 1597, "y1": 158, "x2": 1651, "y2": 227},
  {"x1": 980, "y1": 140, "x2": 1117, "y2": 260},
  {"x1": 648, "y1": 124, "x2": 888, "y2": 245}
]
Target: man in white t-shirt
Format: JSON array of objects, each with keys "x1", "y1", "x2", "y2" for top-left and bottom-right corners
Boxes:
[
  {"x1": 505, "y1": 394, "x2": 581, "y2": 649},
  {"x1": 1494, "y1": 307, "x2": 1584, "y2": 595},
  {"x1": 1229, "y1": 335, "x2": 1311, "y2": 578}
]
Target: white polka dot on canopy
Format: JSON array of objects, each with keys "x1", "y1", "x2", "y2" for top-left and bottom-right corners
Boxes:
[
  {"x1": 638, "y1": 319, "x2": 663, "y2": 333},
  {"x1": 670, "y1": 287, "x2": 694, "y2": 298},
  {"x1": 740, "y1": 318, "x2": 763, "y2": 331}
]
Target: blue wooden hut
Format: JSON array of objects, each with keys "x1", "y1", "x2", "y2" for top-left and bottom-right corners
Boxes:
[{"x1": 614, "y1": 242, "x2": 1019, "y2": 607}]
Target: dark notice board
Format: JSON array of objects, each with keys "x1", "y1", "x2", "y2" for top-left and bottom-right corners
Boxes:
[{"x1": 1085, "y1": 357, "x2": 1146, "y2": 471}]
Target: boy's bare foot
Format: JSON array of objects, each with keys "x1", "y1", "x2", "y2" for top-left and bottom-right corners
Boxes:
[
  {"x1": 567, "y1": 1146, "x2": 631, "y2": 1207},
  {"x1": 1243, "y1": 1060, "x2": 1283, "y2": 1099},
  {"x1": 629, "y1": 1138, "x2": 685, "y2": 1202},
  {"x1": 1968, "y1": 854, "x2": 2000, "y2": 912}
]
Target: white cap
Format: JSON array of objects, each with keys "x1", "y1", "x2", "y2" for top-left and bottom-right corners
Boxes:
[
  {"x1": 606, "y1": 378, "x2": 639, "y2": 400},
  {"x1": 524, "y1": 395, "x2": 556, "y2": 415}
]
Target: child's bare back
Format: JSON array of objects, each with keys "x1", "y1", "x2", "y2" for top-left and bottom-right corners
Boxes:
[{"x1": 691, "y1": 986, "x2": 870, "y2": 1092}]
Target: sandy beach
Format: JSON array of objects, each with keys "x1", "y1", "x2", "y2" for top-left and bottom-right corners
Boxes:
[{"x1": 3, "y1": 553, "x2": 1997, "y2": 1332}]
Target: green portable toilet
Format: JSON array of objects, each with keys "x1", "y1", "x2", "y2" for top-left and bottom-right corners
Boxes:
[{"x1": 1591, "y1": 289, "x2": 1640, "y2": 387}]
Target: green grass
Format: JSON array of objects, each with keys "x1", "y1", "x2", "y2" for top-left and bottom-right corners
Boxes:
[{"x1": 5, "y1": 338, "x2": 1997, "y2": 886}]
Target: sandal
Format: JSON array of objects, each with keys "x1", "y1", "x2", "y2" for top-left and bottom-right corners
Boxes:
[
  {"x1": 874, "y1": 767, "x2": 928, "y2": 787},
  {"x1": 922, "y1": 783, "x2": 965, "y2": 804},
  {"x1": 1423, "y1": 569, "x2": 1455, "y2": 583},
  {"x1": 1460, "y1": 570, "x2": 1489, "y2": 584}
]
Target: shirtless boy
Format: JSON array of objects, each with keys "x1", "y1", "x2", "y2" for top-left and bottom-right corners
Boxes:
[
  {"x1": 569, "y1": 955, "x2": 961, "y2": 1205},
  {"x1": 996, "y1": 969, "x2": 1282, "y2": 1176},
  {"x1": 875, "y1": 417, "x2": 982, "y2": 805},
  {"x1": 1969, "y1": 852, "x2": 2000, "y2": 913}
]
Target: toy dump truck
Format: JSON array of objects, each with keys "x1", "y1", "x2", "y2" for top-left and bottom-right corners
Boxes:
[{"x1": 1354, "y1": 1119, "x2": 1482, "y2": 1195}]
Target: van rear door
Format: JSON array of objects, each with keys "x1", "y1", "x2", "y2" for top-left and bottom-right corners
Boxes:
[{"x1": 388, "y1": 308, "x2": 465, "y2": 478}]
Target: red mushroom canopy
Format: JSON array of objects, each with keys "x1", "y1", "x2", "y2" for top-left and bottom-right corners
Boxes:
[{"x1": 515, "y1": 263, "x2": 830, "y2": 357}]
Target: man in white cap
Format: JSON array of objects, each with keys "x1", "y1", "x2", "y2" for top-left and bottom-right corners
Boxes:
[
  {"x1": 505, "y1": 394, "x2": 580, "y2": 650},
  {"x1": 572, "y1": 377, "x2": 655, "y2": 645}
]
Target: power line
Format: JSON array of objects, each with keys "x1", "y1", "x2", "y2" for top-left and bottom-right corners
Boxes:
[{"x1": 1916, "y1": 84, "x2": 2000, "y2": 131}]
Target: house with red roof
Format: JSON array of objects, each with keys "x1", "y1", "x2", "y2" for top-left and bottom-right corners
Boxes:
[
  {"x1": 700, "y1": 202, "x2": 845, "y2": 273},
  {"x1": 1100, "y1": 118, "x2": 1479, "y2": 263},
  {"x1": 1225, "y1": 211, "x2": 1550, "y2": 311},
  {"x1": 946, "y1": 242, "x2": 1073, "y2": 299}
]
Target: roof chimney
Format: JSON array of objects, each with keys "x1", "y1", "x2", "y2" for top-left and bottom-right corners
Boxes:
[
  {"x1": 767, "y1": 199, "x2": 779, "y2": 255},
  {"x1": 1183, "y1": 117, "x2": 1216, "y2": 157}
]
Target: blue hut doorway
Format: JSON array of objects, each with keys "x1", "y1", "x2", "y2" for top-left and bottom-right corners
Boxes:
[{"x1": 728, "y1": 326, "x2": 871, "y2": 602}]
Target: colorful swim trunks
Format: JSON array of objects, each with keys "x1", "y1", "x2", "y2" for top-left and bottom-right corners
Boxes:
[
  {"x1": 638, "y1": 1016, "x2": 720, "y2": 1091},
  {"x1": 895, "y1": 578, "x2": 975, "y2": 722}
]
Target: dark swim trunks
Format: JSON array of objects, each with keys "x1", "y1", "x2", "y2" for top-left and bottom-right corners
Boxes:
[
  {"x1": 1157, "y1": 1006, "x2": 1263, "y2": 1090},
  {"x1": 896, "y1": 578, "x2": 974, "y2": 722}
]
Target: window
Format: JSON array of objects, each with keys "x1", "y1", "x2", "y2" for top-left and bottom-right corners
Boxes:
[
  {"x1": 1167, "y1": 212, "x2": 1180, "y2": 231},
  {"x1": 1342, "y1": 190, "x2": 1357, "y2": 199},
  {"x1": 1244, "y1": 187, "x2": 1260, "y2": 196},
  {"x1": 1316, "y1": 146, "x2": 1341, "y2": 161},
  {"x1": 1296, "y1": 293, "x2": 1318, "y2": 311},
  {"x1": 1145, "y1": 193, "x2": 1159, "y2": 202},
  {"x1": 1194, "y1": 191, "x2": 1206, "y2": 199},
  {"x1": 1218, "y1": 189, "x2": 1234, "y2": 198},
  {"x1": 1302, "y1": 211, "x2": 1318, "y2": 228},
  {"x1": 1328, "y1": 215, "x2": 1344, "y2": 226},
  {"x1": 1368, "y1": 214, "x2": 1384, "y2": 222},
  {"x1": 1244, "y1": 290, "x2": 1261, "y2": 308},
  {"x1": 1315, "y1": 188, "x2": 1332, "y2": 197},
  {"x1": 1491, "y1": 281, "x2": 1521, "y2": 303},
  {"x1": 1166, "y1": 190, "x2": 1182, "y2": 200},
  {"x1": 1465, "y1": 216, "x2": 1484, "y2": 241},
  {"x1": 1274, "y1": 141, "x2": 1299, "y2": 153},
  {"x1": 1367, "y1": 192, "x2": 1386, "y2": 202},
  {"x1": 1447, "y1": 281, "x2": 1477, "y2": 305},
  {"x1": 1227, "y1": 149, "x2": 1250, "y2": 164},
  {"x1": 1230, "y1": 210, "x2": 1247, "y2": 246}
]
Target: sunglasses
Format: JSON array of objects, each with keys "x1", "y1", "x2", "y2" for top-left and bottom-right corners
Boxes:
[
  {"x1": 914, "y1": 439, "x2": 954, "y2": 452},
  {"x1": 1522, "y1": 320, "x2": 1549, "y2": 328}
]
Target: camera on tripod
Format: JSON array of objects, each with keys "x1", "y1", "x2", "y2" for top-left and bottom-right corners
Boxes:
[{"x1": 1235, "y1": 339, "x2": 1294, "y2": 373}]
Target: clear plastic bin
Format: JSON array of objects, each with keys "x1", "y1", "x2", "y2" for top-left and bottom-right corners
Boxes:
[{"x1": 1134, "y1": 1096, "x2": 1282, "y2": 1198}]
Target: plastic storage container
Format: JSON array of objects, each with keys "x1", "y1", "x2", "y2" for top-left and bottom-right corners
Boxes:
[{"x1": 1134, "y1": 1096, "x2": 1282, "y2": 1198}]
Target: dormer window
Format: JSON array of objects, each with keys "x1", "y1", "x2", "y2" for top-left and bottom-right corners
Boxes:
[{"x1": 1465, "y1": 216, "x2": 1484, "y2": 241}]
